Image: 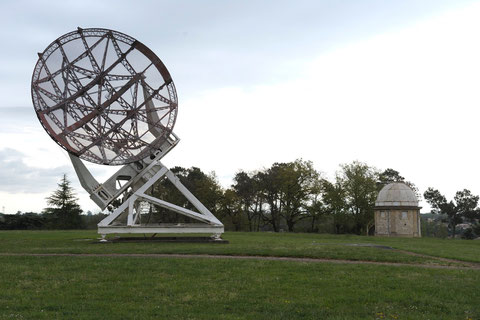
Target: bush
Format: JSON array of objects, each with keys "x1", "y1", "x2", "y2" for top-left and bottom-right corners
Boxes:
[{"x1": 462, "y1": 228, "x2": 477, "y2": 240}]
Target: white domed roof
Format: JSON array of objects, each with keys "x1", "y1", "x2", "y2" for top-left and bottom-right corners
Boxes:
[{"x1": 375, "y1": 182, "x2": 419, "y2": 207}]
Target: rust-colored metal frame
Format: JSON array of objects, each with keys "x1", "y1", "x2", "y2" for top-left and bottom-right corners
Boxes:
[{"x1": 31, "y1": 27, "x2": 178, "y2": 165}]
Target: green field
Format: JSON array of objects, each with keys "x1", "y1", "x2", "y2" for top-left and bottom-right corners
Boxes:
[{"x1": 0, "y1": 231, "x2": 479, "y2": 319}]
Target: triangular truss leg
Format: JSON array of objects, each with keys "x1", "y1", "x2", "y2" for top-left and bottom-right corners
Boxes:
[
  {"x1": 69, "y1": 150, "x2": 224, "y2": 238},
  {"x1": 98, "y1": 162, "x2": 223, "y2": 232}
]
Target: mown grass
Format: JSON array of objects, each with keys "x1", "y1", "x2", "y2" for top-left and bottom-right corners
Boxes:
[
  {"x1": 0, "y1": 230, "x2": 479, "y2": 265},
  {"x1": 0, "y1": 231, "x2": 479, "y2": 319},
  {"x1": 366, "y1": 235, "x2": 480, "y2": 263},
  {"x1": 0, "y1": 255, "x2": 479, "y2": 320}
]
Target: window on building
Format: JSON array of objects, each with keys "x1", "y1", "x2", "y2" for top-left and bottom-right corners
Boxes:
[{"x1": 401, "y1": 212, "x2": 408, "y2": 219}]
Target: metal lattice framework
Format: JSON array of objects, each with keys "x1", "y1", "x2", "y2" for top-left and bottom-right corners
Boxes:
[
  {"x1": 31, "y1": 28, "x2": 224, "y2": 239},
  {"x1": 31, "y1": 28, "x2": 178, "y2": 165}
]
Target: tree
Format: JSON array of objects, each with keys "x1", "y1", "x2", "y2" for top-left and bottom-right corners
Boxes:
[
  {"x1": 321, "y1": 179, "x2": 349, "y2": 233},
  {"x1": 277, "y1": 159, "x2": 319, "y2": 232},
  {"x1": 455, "y1": 189, "x2": 480, "y2": 223},
  {"x1": 255, "y1": 159, "x2": 320, "y2": 232},
  {"x1": 423, "y1": 188, "x2": 457, "y2": 237},
  {"x1": 256, "y1": 168, "x2": 282, "y2": 232},
  {"x1": 306, "y1": 179, "x2": 327, "y2": 232},
  {"x1": 0, "y1": 212, "x2": 46, "y2": 230},
  {"x1": 150, "y1": 166, "x2": 223, "y2": 223},
  {"x1": 473, "y1": 223, "x2": 480, "y2": 238},
  {"x1": 219, "y1": 189, "x2": 243, "y2": 231},
  {"x1": 44, "y1": 174, "x2": 83, "y2": 229},
  {"x1": 377, "y1": 168, "x2": 419, "y2": 197},
  {"x1": 423, "y1": 188, "x2": 479, "y2": 238},
  {"x1": 462, "y1": 228, "x2": 476, "y2": 240},
  {"x1": 377, "y1": 168, "x2": 404, "y2": 186},
  {"x1": 170, "y1": 166, "x2": 223, "y2": 213},
  {"x1": 337, "y1": 161, "x2": 378, "y2": 235},
  {"x1": 232, "y1": 170, "x2": 263, "y2": 231}
]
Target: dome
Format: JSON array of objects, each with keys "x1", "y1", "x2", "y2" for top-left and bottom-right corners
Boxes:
[{"x1": 375, "y1": 182, "x2": 419, "y2": 207}]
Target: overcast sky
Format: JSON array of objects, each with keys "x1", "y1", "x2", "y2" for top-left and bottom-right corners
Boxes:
[{"x1": 1, "y1": 0, "x2": 479, "y2": 214}]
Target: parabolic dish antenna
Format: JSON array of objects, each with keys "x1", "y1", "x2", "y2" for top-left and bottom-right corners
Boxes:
[
  {"x1": 31, "y1": 28, "x2": 223, "y2": 240},
  {"x1": 31, "y1": 28, "x2": 177, "y2": 165}
]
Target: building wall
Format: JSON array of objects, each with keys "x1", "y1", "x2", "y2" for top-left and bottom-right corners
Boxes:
[{"x1": 374, "y1": 209, "x2": 421, "y2": 237}]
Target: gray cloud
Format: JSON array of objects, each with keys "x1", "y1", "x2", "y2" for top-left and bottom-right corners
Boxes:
[
  {"x1": 0, "y1": 106, "x2": 37, "y2": 120},
  {"x1": 0, "y1": 148, "x2": 73, "y2": 193},
  {"x1": 1, "y1": 0, "x2": 475, "y2": 106}
]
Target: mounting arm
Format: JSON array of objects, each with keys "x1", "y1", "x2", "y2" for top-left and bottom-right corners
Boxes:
[{"x1": 69, "y1": 132, "x2": 180, "y2": 210}]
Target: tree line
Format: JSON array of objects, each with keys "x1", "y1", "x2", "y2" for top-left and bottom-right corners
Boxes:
[
  {"x1": 140, "y1": 160, "x2": 480, "y2": 238},
  {"x1": 192, "y1": 160, "x2": 417, "y2": 235},
  {"x1": 0, "y1": 175, "x2": 106, "y2": 230},
  {"x1": 2, "y1": 160, "x2": 480, "y2": 238}
]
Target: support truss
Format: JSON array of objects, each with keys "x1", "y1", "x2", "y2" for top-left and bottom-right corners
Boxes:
[{"x1": 69, "y1": 133, "x2": 224, "y2": 240}]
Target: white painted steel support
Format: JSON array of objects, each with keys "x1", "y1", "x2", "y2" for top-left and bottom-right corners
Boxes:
[{"x1": 69, "y1": 135, "x2": 224, "y2": 238}]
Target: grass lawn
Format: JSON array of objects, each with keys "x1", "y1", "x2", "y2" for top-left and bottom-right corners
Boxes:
[
  {"x1": 0, "y1": 231, "x2": 479, "y2": 319},
  {"x1": 0, "y1": 230, "x2": 479, "y2": 264},
  {"x1": 1, "y1": 256, "x2": 479, "y2": 320}
]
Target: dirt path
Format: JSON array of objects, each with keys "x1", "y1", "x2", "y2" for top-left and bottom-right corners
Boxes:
[
  {"x1": 394, "y1": 249, "x2": 480, "y2": 268},
  {"x1": 1, "y1": 252, "x2": 479, "y2": 270}
]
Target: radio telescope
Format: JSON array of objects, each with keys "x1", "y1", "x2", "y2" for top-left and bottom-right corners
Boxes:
[{"x1": 31, "y1": 28, "x2": 224, "y2": 240}]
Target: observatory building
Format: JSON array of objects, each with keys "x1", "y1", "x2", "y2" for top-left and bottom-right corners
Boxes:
[{"x1": 374, "y1": 182, "x2": 421, "y2": 237}]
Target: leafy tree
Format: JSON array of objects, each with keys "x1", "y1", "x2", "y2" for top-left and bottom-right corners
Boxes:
[
  {"x1": 423, "y1": 188, "x2": 457, "y2": 237},
  {"x1": 82, "y1": 212, "x2": 108, "y2": 229},
  {"x1": 337, "y1": 161, "x2": 378, "y2": 235},
  {"x1": 150, "y1": 166, "x2": 223, "y2": 223},
  {"x1": 232, "y1": 171, "x2": 263, "y2": 231},
  {"x1": 0, "y1": 212, "x2": 46, "y2": 230},
  {"x1": 455, "y1": 189, "x2": 480, "y2": 223},
  {"x1": 421, "y1": 216, "x2": 449, "y2": 238},
  {"x1": 44, "y1": 174, "x2": 83, "y2": 229},
  {"x1": 321, "y1": 179, "x2": 349, "y2": 233},
  {"x1": 255, "y1": 159, "x2": 320, "y2": 232},
  {"x1": 219, "y1": 189, "x2": 243, "y2": 231},
  {"x1": 171, "y1": 166, "x2": 223, "y2": 213},
  {"x1": 423, "y1": 188, "x2": 479, "y2": 238},
  {"x1": 277, "y1": 159, "x2": 319, "y2": 232},
  {"x1": 256, "y1": 168, "x2": 282, "y2": 232},
  {"x1": 377, "y1": 168, "x2": 419, "y2": 197},
  {"x1": 462, "y1": 228, "x2": 476, "y2": 240},
  {"x1": 306, "y1": 179, "x2": 327, "y2": 232},
  {"x1": 473, "y1": 223, "x2": 480, "y2": 237},
  {"x1": 377, "y1": 168, "x2": 404, "y2": 186}
]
